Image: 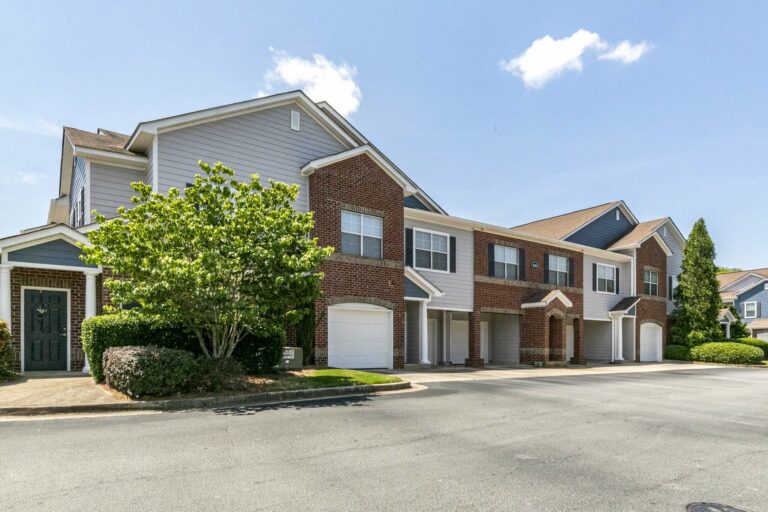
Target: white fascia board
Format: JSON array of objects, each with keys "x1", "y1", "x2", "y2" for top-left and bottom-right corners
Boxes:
[
  {"x1": 73, "y1": 147, "x2": 149, "y2": 170},
  {"x1": 404, "y1": 208, "x2": 632, "y2": 263},
  {"x1": 405, "y1": 267, "x2": 445, "y2": 297},
  {"x1": 0, "y1": 224, "x2": 91, "y2": 251},
  {"x1": 316, "y1": 101, "x2": 369, "y2": 144},
  {"x1": 560, "y1": 201, "x2": 640, "y2": 241},
  {"x1": 733, "y1": 278, "x2": 768, "y2": 295},
  {"x1": 127, "y1": 91, "x2": 357, "y2": 152},
  {"x1": 609, "y1": 231, "x2": 673, "y2": 256},
  {"x1": 721, "y1": 272, "x2": 767, "y2": 292},
  {"x1": 301, "y1": 145, "x2": 418, "y2": 194}
]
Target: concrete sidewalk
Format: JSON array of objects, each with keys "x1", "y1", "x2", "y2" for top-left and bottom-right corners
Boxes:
[
  {"x1": 386, "y1": 361, "x2": 723, "y2": 384},
  {"x1": 0, "y1": 373, "x2": 123, "y2": 407}
]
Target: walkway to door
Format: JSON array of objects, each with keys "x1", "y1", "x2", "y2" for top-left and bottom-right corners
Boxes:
[{"x1": 0, "y1": 373, "x2": 122, "y2": 408}]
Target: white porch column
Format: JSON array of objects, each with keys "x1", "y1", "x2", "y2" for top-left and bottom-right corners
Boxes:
[
  {"x1": 0, "y1": 264, "x2": 12, "y2": 330},
  {"x1": 725, "y1": 323, "x2": 731, "y2": 339},
  {"x1": 419, "y1": 300, "x2": 430, "y2": 365},
  {"x1": 615, "y1": 316, "x2": 624, "y2": 361},
  {"x1": 82, "y1": 270, "x2": 100, "y2": 374}
]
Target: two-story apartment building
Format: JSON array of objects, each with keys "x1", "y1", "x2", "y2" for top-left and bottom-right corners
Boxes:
[
  {"x1": 718, "y1": 269, "x2": 768, "y2": 340},
  {"x1": 0, "y1": 91, "x2": 684, "y2": 373}
]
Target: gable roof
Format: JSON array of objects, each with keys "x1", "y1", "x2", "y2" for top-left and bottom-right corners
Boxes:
[
  {"x1": 512, "y1": 201, "x2": 638, "y2": 240},
  {"x1": 64, "y1": 127, "x2": 134, "y2": 155},
  {"x1": 610, "y1": 296, "x2": 641, "y2": 314},
  {"x1": 520, "y1": 289, "x2": 573, "y2": 309},
  {"x1": 717, "y1": 268, "x2": 768, "y2": 290}
]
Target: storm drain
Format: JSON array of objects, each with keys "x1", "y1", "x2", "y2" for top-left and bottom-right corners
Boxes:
[{"x1": 686, "y1": 503, "x2": 751, "y2": 512}]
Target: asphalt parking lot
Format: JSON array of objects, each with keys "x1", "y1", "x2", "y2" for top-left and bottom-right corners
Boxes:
[{"x1": 1, "y1": 366, "x2": 766, "y2": 511}]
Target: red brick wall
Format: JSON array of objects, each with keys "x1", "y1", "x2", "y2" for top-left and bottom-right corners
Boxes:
[
  {"x1": 635, "y1": 236, "x2": 669, "y2": 358},
  {"x1": 472, "y1": 230, "x2": 584, "y2": 366},
  {"x1": 309, "y1": 153, "x2": 405, "y2": 368},
  {"x1": 9, "y1": 268, "x2": 88, "y2": 372}
]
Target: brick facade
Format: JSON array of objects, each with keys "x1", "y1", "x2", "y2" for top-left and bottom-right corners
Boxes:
[
  {"x1": 634, "y1": 236, "x2": 669, "y2": 360},
  {"x1": 472, "y1": 230, "x2": 584, "y2": 366},
  {"x1": 9, "y1": 268, "x2": 89, "y2": 372},
  {"x1": 309, "y1": 153, "x2": 406, "y2": 368}
]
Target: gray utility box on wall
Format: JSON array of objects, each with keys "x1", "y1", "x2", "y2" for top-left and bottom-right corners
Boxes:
[{"x1": 279, "y1": 346, "x2": 303, "y2": 370}]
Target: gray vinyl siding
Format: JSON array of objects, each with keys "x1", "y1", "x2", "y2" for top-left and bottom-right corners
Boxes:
[
  {"x1": 583, "y1": 255, "x2": 632, "y2": 319},
  {"x1": 405, "y1": 219, "x2": 474, "y2": 311},
  {"x1": 156, "y1": 105, "x2": 347, "y2": 212},
  {"x1": 723, "y1": 274, "x2": 764, "y2": 293},
  {"x1": 7, "y1": 239, "x2": 95, "y2": 268},
  {"x1": 489, "y1": 313, "x2": 521, "y2": 364},
  {"x1": 660, "y1": 221, "x2": 684, "y2": 314},
  {"x1": 584, "y1": 320, "x2": 612, "y2": 361},
  {"x1": 565, "y1": 207, "x2": 634, "y2": 249},
  {"x1": 68, "y1": 157, "x2": 87, "y2": 227},
  {"x1": 622, "y1": 317, "x2": 635, "y2": 361},
  {"x1": 90, "y1": 163, "x2": 147, "y2": 219},
  {"x1": 146, "y1": 140, "x2": 155, "y2": 190},
  {"x1": 405, "y1": 277, "x2": 429, "y2": 299},
  {"x1": 736, "y1": 284, "x2": 768, "y2": 325}
]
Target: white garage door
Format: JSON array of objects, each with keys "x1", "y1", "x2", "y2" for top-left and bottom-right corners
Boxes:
[
  {"x1": 328, "y1": 304, "x2": 392, "y2": 369},
  {"x1": 640, "y1": 323, "x2": 663, "y2": 362}
]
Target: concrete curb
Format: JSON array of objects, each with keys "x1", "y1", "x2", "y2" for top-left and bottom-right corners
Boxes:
[
  {"x1": 0, "y1": 380, "x2": 411, "y2": 416},
  {"x1": 664, "y1": 359, "x2": 767, "y2": 368}
]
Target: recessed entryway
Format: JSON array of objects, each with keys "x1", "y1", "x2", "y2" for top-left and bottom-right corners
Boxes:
[{"x1": 23, "y1": 288, "x2": 69, "y2": 372}]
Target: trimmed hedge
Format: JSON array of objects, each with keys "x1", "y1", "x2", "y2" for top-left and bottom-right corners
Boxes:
[
  {"x1": 731, "y1": 338, "x2": 768, "y2": 359},
  {"x1": 0, "y1": 319, "x2": 16, "y2": 381},
  {"x1": 82, "y1": 314, "x2": 200, "y2": 382},
  {"x1": 191, "y1": 357, "x2": 246, "y2": 393},
  {"x1": 232, "y1": 331, "x2": 285, "y2": 374},
  {"x1": 689, "y1": 342, "x2": 764, "y2": 365},
  {"x1": 663, "y1": 344, "x2": 691, "y2": 361},
  {"x1": 104, "y1": 346, "x2": 197, "y2": 398}
]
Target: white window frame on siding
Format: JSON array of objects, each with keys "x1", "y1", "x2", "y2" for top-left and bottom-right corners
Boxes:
[
  {"x1": 548, "y1": 254, "x2": 569, "y2": 286},
  {"x1": 414, "y1": 228, "x2": 450, "y2": 273},
  {"x1": 596, "y1": 263, "x2": 617, "y2": 294},
  {"x1": 341, "y1": 210, "x2": 383, "y2": 259},
  {"x1": 290, "y1": 110, "x2": 301, "y2": 131},
  {"x1": 744, "y1": 301, "x2": 758, "y2": 319},
  {"x1": 644, "y1": 269, "x2": 659, "y2": 296},
  {"x1": 493, "y1": 245, "x2": 519, "y2": 280}
]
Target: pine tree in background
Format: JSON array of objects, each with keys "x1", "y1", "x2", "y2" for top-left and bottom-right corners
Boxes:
[{"x1": 671, "y1": 218, "x2": 723, "y2": 345}]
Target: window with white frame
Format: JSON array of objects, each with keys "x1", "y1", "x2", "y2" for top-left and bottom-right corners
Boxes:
[
  {"x1": 548, "y1": 255, "x2": 569, "y2": 286},
  {"x1": 744, "y1": 301, "x2": 757, "y2": 319},
  {"x1": 414, "y1": 229, "x2": 449, "y2": 272},
  {"x1": 494, "y1": 245, "x2": 519, "y2": 280},
  {"x1": 644, "y1": 269, "x2": 659, "y2": 296},
  {"x1": 341, "y1": 210, "x2": 383, "y2": 259},
  {"x1": 596, "y1": 263, "x2": 616, "y2": 293}
]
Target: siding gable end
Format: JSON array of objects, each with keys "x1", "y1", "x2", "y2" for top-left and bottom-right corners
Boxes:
[{"x1": 565, "y1": 207, "x2": 634, "y2": 249}]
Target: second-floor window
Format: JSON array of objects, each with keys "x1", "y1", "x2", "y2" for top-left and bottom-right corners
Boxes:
[
  {"x1": 744, "y1": 301, "x2": 757, "y2": 319},
  {"x1": 341, "y1": 211, "x2": 382, "y2": 259},
  {"x1": 548, "y1": 254, "x2": 569, "y2": 286},
  {"x1": 493, "y1": 245, "x2": 519, "y2": 280},
  {"x1": 596, "y1": 263, "x2": 616, "y2": 293},
  {"x1": 644, "y1": 269, "x2": 659, "y2": 296},
  {"x1": 414, "y1": 229, "x2": 449, "y2": 272}
]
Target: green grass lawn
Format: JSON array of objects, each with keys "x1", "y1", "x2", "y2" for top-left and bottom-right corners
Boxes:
[{"x1": 271, "y1": 369, "x2": 401, "y2": 391}]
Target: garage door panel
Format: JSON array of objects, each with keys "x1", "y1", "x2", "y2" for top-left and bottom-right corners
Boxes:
[
  {"x1": 490, "y1": 314, "x2": 520, "y2": 364},
  {"x1": 328, "y1": 306, "x2": 392, "y2": 369}
]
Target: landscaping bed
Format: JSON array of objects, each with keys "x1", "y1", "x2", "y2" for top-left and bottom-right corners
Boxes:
[
  {"x1": 102, "y1": 368, "x2": 402, "y2": 402},
  {"x1": 664, "y1": 338, "x2": 768, "y2": 366}
]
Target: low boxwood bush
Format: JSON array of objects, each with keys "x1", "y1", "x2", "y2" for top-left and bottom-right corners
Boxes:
[
  {"x1": 82, "y1": 313, "x2": 200, "y2": 382},
  {"x1": 232, "y1": 331, "x2": 285, "y2": 374},
  {"x1": 104, "y1": 346, "x2": 198, "y2": 398},
  {"x1": 0, "y1": 319, "x2": 17, "y2": 381},
  {"x1": 732, "y1": 337, "x2": 768, "y2": 359},
  {"x1": 689, "y1": 342, "x2": 764, "y2": 365},
  {"x1": 191, "y1": 357, "x2": 246, "y2": 392},
  {"x1": 663, "y1": 344, "x2": 691, "y2": 361}
]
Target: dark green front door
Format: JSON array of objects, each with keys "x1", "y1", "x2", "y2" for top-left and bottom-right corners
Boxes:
[{"x1": 24, "y1": 290, "x2": 67, "y2": 371}]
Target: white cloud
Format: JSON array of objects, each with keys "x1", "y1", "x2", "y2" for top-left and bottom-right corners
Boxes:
[
  {"x1": 500, "y1": 30, "x2": 651, "y2": 88},
  {"x1": 599, "y1": 40, "x2": 652, "y2": 63},
  {"x1": 499, "y1": 29, "x2": 606, "y2": 88},
  {"x1": 258, "y1": 49, "x2": 362, "y2": 116},
  {"x1": 0, "y1": 114, "x2": 60, "y2": 137},
  {"x1": 13, "y1": 171, "x2": 47, "y2": 185}
]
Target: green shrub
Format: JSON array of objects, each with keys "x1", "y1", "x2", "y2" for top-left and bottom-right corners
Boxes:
[
  {"x1": 233, "y1": 331, "x2": 285, "y2": 374},
  {"x1": 82, "y1": 313, "x2": 200, "y2": 382},
  {"x1": 103, "y1": 346, "x2": 197, "y2": 398},
  {"x1": 689, "y1": 342, "x2": 764, "y2": 365},
  {"x1": 0, "y1": 319, "x2": 17, "y2": 381},
  {"x1": 685, "y1": 330, "x2": 710, "y2": 347},
  {"x1": 730, "y1": 337, "x2": 768, "y2": 359},
  {"x1": 191, "y1": 357, "x2": 246, "y2": 392},
  {"x1": 663, "y1": 344, "x2": 691, "y2": 361}
]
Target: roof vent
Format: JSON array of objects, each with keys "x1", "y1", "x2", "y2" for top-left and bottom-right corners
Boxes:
[
  {"x1": 291, "y1": 111, "x2": 301, "y2": 131},
  {"x1": 615, "y1": 210, "x2": 620, "y2": 221}
]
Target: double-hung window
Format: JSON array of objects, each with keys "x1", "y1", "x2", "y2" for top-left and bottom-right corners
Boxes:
[
  {"x1": 643, "y1": 269, "x2": 659, "y2": 296},
  {"x1": 414, "y1": 229, "x2": 449, "y2": 272},
  {"x1": 548, "y1": 255, "x2": 569, "y2": 286},
  {"x1": 596, "y1": 263, "x2": 616, "y2": 293},
  {"x1": 744, "y1": 301, "x2": 757, "y2": 319},
  {"x1": 341, "y1": 211, "x2": 383, "y2": 259},
  {"x1": 494, "y1": 245, "x2": 519, "y2": 280}
]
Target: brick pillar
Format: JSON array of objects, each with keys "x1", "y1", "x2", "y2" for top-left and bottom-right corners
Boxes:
[
  {"x1": 572, "y1": 317, "x2": 586, "y2": 364},
  {"x1": 466, "y1": 310, "x2": 484, "y2": 368},
  {"x1": 392, "y1": 305, "x2": 405, "y2": 369},
  {"x1": 548, "y1": 314, "x2": 566, "y2": 363},
  {"x1": 314, "y1": 298, "x2": 328, "y2": 367},
  {"x1": 521, "y1": 308, "x2": 548, "y2": 365}
]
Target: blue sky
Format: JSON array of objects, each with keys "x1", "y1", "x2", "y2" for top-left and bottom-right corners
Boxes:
[{"x1": 1, "y1": 1, "x2": 766, "y2": 268}]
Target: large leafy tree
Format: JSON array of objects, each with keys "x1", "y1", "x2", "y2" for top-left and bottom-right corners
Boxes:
[
  {"x1": 671, "y1": 218, "x2": 723, "y2": 344},
  {"x1": 82, "y1": 161, "x2": 333, "y2": 358}
]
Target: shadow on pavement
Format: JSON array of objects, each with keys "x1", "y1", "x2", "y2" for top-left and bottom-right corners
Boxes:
[{"x1": 209, "y1": 394, "x2": 374, "y2": 416}]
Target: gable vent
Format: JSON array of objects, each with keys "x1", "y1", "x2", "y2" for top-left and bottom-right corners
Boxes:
[
  {"x1": 615, "y1": 209, "x2": 620, "y2": 221},
  {"x1": 290, "y1": 110, "x2": 301, "y2": 131}
]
